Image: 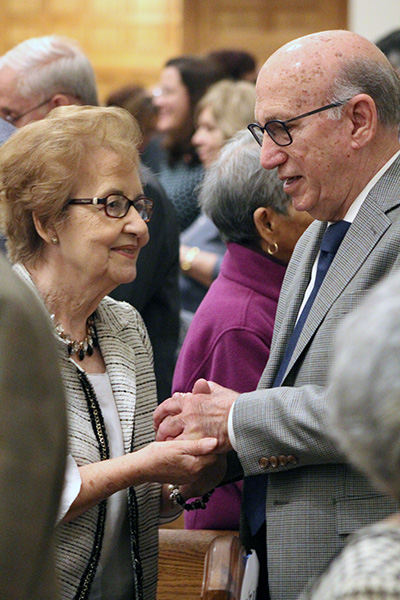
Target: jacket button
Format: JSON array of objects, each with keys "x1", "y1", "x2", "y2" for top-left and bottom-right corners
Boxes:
[
  {"x1": 259, "y1": 457, "x2": 270, "y2": 469},
  {"x1": 279, "y1": 455, "x2": 288, "y2": 466},
  {"x1": 269, "y1": 456, "x2": 278, "y2": 468},
  {"x1": 287, "y1": 455, "x2": 298, "y2": 465}
]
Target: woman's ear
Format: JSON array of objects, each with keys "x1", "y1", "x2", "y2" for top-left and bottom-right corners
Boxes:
[
  {"x1": 32, "y1": 212, "x2": 55, "y2": 244},
  {"x1": 253, "y1": 206, "x2": 275, "y2": 244}
]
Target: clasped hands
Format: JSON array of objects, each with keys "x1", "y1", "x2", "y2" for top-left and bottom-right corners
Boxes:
[{"x1": 153, "y1": 378, "x2": 239, "y2": 498}]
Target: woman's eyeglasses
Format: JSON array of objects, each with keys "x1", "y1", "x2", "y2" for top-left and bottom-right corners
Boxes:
[{"x1": 68, "y1": 193, "x2": 154, "y2": 221}]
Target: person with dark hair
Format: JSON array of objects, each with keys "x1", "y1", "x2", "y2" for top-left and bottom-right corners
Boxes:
[
  {"x1": 207, "y1": 49, "x2": 258, "y2": 82},
  {"x1": 376, "y1": 29, "x2": 400, "y2": 73},
  {"x1": 106, "y1": 85, "x2": 158, "y2": 153},
  {"x1": 148, "y1": 55, "x2": 224, "y2": 231}
]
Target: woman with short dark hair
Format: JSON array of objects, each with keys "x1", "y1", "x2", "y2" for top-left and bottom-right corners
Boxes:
[{"x1": 148, "y1": 56, "x2": 223, "y2": 231}]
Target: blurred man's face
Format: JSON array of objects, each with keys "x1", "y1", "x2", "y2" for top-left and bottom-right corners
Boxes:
[{"x1": 0, "y1": 66, "x2": 51, "y2": 127}]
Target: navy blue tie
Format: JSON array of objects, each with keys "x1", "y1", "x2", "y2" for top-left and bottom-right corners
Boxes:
[{"x1": 244, "y1": 220, "x2": 350, "y2": 535}]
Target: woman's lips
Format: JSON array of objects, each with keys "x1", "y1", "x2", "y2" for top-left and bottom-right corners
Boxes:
[{"x1": 112, "y1": 245, "x2": 138, "y2": 259}]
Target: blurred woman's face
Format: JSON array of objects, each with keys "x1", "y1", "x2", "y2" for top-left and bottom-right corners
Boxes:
[
  {"x1": 192, "y1": 106, "x2": 225, "y2": 168},
  {"x1": 54, "y1": 148, "x2": 149, "y2": 295},
  {"x1": 153, "y1": 66, "x2": 191, "y2": 134}
]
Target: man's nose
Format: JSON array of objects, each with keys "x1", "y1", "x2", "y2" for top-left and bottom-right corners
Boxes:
[{"x1": 260, "y1": 135, "x2": 287, "y2": 170}]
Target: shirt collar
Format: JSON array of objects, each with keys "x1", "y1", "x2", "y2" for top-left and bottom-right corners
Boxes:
[{"x1": 342, "y1": 149, "x2": 400, "y2": 223}]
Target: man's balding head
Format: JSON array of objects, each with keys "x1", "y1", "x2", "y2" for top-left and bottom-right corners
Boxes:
[{"x1": 253, "y1": 30, "x2": 400, "y2": 222}]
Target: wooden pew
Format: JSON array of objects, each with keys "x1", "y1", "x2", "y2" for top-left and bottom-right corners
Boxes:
[
  {"x1": 157, "y1": 529, "x2": 239, "y2": 600},
  {"x1": 201, "y1": 534, "x2": 246, "y2": 600}
]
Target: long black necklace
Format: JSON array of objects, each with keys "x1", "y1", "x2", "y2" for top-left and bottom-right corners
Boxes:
[{"x1": 51, "y1": 313, "x2": 98, "y2": 360}]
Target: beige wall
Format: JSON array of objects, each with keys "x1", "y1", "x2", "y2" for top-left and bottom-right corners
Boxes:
[
  {"x1": 0, "y1": 0, "x2": 348, "y2": 103},
  {"x1": 349, "y1": 0, "x2": 400, "y2": 43},
  {"x1": 0, "y1": 0, "x2": 183, "y2": 101}
]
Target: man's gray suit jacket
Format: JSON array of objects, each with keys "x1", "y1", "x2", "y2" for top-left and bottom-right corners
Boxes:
[{"x1": 234, "y1": 155, "x2": 400, "y2": 600}]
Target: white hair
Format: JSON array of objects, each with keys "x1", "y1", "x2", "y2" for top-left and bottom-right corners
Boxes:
[
  {"x1": 0, "y1": 35, "x2": 98, "y2": 105},
  {"x1": 329, "y1": 271, "x2": 400, "y2": 501}
]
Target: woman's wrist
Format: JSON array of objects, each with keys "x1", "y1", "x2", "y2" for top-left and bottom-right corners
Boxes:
[
  {"x1": 167, "y1": 484, "x2": 215, "y2": 511},
  {"x1": 181, "y1": 246, "x2": 200, "y2": 272}
]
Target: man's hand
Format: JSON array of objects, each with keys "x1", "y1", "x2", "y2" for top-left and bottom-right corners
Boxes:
[{"x1": 153, "y1": 379, "x2": 239, "y2": 453}]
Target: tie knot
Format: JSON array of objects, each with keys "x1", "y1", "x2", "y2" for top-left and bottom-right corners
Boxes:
[{"x1": 320, "y1": 220, "x2": 350, "y2": 254}]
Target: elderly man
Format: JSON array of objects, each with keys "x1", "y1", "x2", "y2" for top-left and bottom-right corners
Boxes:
[
  {"x1": 154, "y1": 30, "x2": 400, "y2": 599},
  {"x1": 0, "y1": 35, "x2": 180, "y2": 402}
]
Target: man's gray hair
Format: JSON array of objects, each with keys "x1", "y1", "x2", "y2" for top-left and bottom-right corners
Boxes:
[
  {"x1": 0, "y1": 35, "x2": 98, "y2": 106},
  {"x1": 329, "y1": 56, "x2": 400, "y2": 126},
  {"x1": 199, "y1": 129, "x2": 291, "y2": 244},
  {"x1": 329, "y1": 271, "x2": 400, "y2": 502}
]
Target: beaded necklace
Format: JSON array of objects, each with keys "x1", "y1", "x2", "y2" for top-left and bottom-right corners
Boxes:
[{"x1": 51, "y1": 313, "x2": 98, "y2": 360}]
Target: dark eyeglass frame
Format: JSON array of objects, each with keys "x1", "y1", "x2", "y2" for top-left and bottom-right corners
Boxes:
[
  {"x1": 247, "y1": 98, "x2": 352, "y2": 147},
  {"x1": 68, "y1": 193, "x2": 154, "y2": 222},
  {"x1": 3, "y1": 98, "x2": 52, "y2": 125}
]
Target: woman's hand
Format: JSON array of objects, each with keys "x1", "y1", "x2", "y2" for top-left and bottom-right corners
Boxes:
[
  {"x1": 63, "y1": 437, "x2": 224, "y2": 523},
  {"x1": 135, "y1": 437, "x2": 224, "y2": 486}
]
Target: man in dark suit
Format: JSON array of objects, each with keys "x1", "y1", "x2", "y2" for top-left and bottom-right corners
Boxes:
[
  {"x1": 0, "y1": 252, "x2": 67, "y2": 599},
  {"x1": 154, "y1": 30, "x2": 400, "y2": 599},
  {"x1": 0, "y1": 35, "x2": 180, "y2": 401}
]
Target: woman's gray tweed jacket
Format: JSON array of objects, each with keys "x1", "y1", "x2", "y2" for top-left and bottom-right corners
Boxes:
[{"x1": 14, "y1": 264, "x2": 161, "y2": 600}]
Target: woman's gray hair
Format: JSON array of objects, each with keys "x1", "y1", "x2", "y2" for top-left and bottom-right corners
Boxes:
[
  {"x1": 198, "y1": 129, "x2": 291, "y2": 244},
  {"x1": 329, "y1": 56, "x2": 400, "y2": 126},
  {"x1": 0, "y1": 35, "x2": 98, "y2": 106},
  {"x1": 329, "y1": 271, "x2": 400, "y2": 502}
]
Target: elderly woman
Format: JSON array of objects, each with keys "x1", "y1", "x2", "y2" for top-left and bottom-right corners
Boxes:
[
  {"x1": 0, "y1": 105, "x2": 223, "y2": 600},
  {"x1": 173, "y1": 129, "x2": 312, "y2": 530},
  {"x1": 179, "y1": 79, "x2": 256, "y2": 325},
  {"x1": 298, "y1": 272, "x2": 400, "y2": 600}
]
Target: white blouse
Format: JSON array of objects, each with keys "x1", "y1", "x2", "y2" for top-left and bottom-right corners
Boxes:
[{"x1": 58, "y1": 371, "x2": 133, "y2": 600}]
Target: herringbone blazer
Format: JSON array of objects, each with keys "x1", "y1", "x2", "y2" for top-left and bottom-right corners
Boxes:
[{"x1": 234, "y1": 155, "x2": 400, "y2": 600}]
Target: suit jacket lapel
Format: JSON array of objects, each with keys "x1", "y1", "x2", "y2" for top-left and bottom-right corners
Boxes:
[
  {"x1": 262, "y1": 222, "x2": 326, "y2": 387},
  {"x1": 277, "y1": 155, "x2": 400, "y2": 382}
]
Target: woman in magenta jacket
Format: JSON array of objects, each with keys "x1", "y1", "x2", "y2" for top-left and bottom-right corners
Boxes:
[{"x1": 173, "y1": 129, "x2": 313, "y2": 529}]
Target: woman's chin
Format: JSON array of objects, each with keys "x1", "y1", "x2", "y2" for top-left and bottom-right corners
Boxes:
[{"x1": 112, "y1": 268, "x2": 137, "y2": 289}]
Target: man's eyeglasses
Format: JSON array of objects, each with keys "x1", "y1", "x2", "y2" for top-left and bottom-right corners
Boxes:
[
  {"x1": 247, "y1": 98, "x2": 352, "y2": 147},
  {"x1": 68, "y1": 193, "x2": 154, "y2": 221},
  {"x1": 3, "y1": 98, "x2": 52, "y2": 125}
]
